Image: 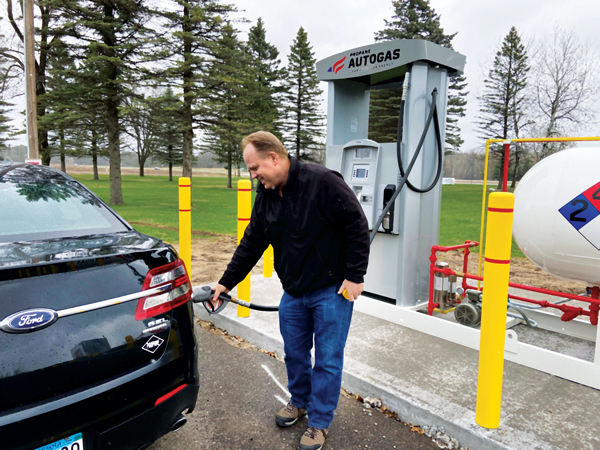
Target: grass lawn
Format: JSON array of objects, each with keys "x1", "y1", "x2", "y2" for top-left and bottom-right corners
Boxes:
[
  {"x1": 441, "y1": 184, "x2": 524, "y2": 258},
  {"x1": 76, "y1": 175, "x2": 523, "y2": 257},
  {"x1": 75, "y1": 174, "x2": 248, "y2": 244}
]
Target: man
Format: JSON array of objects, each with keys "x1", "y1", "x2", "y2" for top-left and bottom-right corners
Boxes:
[{"x1": 211, "y1": 131, "x2": 369, "y2": 450}]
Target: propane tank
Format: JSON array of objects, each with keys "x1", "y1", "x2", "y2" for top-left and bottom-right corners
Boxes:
[{"x1": 513, "y1": 147, "x2": 600, "y2": 285}]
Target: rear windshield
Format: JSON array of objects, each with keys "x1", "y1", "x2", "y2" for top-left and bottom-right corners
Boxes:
[{"x1": 0, "y1": 180, "x2": 129, "y2": 243}]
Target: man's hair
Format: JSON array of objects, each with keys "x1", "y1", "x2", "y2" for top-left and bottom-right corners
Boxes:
[{"x1": 241, "y1": 131, "x2": 289, "y2": 159}]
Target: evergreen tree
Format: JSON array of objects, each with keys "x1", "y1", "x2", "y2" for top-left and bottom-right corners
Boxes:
[
  {"x1": 64, "y1": 56, "x2": 110, "y2": 180},
  {"x1": 0, "y1": 54, "x2": 17, "y2": 151},
  {"x1": 246, "y1": 18, "x2": 284, "y2": 137},
  {"x1": 477, "y1": 27, "x2": 530, "y2": 189},
  {"x1": 59, "y1": 0, "x2": 156, "y2": 204},
  {"x1": 157, "y1": 0, "x2": 236, "y2": 180},
  {"x1": 374, "y1": 0, "x2": 468, "y2": 150},
  {"x1": 0, "y1": 98, "x2": 13, "y2": 151},
  {"x1": 151, "y1": 88, "x2": 184, "y2": 182},
  {"x1": 202, "y1": 23, "x2": 252, "y2": 188},
  {"x1": 282, "y1": 27, "x2": 324, "y2": 161},
  {"x1": 38, "y1": 38, "x2": 78, "y2": 173}
]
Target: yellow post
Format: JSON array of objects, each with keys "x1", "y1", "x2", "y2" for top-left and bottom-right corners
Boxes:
[
  {"x1": 263, "y1": 245, "x2": 274, "y2": 278},
  {"x1": 178, "y1": 178, "x2": 192, "y2": 275},
  {"x1": 237, "y1": 180, "x2": 252, "y2": 317},
  {"x1": 475, "y1": 192, "x2": 514, "y2": 429}
]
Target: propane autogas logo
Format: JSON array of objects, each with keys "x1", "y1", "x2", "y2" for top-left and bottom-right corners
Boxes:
[
  {"x1": 328, "y1": 56, "x2": 347, "y2": 74},
  {"x1": 328, "y1": 48, "x2": 401, "y2": 75},
  {"x1": 559, "y1": 180, "x2": 600, "y2": 250}
]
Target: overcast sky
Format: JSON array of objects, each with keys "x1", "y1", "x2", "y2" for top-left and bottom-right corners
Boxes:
[
  {"x1": 233, "y1": 0, "x2": 600, "y2": 151},
  {"x1": 5, "y1": 0, "x2": 599, "y2": 151}
]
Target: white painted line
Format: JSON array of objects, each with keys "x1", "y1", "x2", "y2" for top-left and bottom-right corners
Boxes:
[
  {"x1": 262, "y1": 364, "x2": 290, "y2": 398},
  {"x1": 274, "y1": 395, "x2": 288, "y2": 406}
]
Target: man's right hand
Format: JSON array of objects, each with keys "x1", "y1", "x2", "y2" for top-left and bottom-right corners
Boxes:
[{"x1": 209, "y1": 283, "x2": 230, "y2": 311}]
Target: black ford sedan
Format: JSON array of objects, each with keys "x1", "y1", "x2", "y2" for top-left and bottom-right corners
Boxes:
[{"x1": 0, "y1": 163, "x2": 199, "y2": 449}]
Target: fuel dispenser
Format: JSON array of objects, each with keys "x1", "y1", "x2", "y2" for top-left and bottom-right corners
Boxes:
[{"x1": 316, "y1": 39, "x2": 466, "y2": 306}]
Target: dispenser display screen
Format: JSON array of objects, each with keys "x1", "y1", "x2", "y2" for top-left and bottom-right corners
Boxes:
[{"x1": 351, "y1": 164, "x2": 370, "y2": 181}]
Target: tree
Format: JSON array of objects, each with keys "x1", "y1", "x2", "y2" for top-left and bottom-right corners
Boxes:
[
  {"x1": 38, "y1": 37, "x2": 78, "y2": 173},
  {"x1": 152, "y1": 88, "x2": 184, "y2": 182},
  {"x1": 531, "y1": 27, "x2": 599, "y2": 160},
  {"x1": 282, "y1": 27, "x2": 324, "y2": 161},
  {"x1": 157, "y1": 0, "x2": 236, "y2": 180},
  {"x1": 58, "y1": 0, "x2": 156, "y2": 204},
  {"x1": 202, "y1": 23, "x2": 251, "y2": 188},
  {"x1": 374, "y1": 0, "x2": 468, "y2": 150},
  {"x1": 477, "y1": 27, "x2": 531, "y2": 189},
  {"x1": 0, "y1": 53, "x2": 18, "y2": 150},
  {"x1": 0, "y1": 98, "x2": 13, "y2": 151},
  {"x1": 122, "y1": 95, "x2": 162, "y2": 177},
  {"x1": 246, "y1": 18, "x2": 284, "y2": 137}
]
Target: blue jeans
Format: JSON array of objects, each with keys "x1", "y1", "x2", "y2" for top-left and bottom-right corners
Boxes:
[{"x1": 278, "y1": 283, "x2": 354, "y2": 429}]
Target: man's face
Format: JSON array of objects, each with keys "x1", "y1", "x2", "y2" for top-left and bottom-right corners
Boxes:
[{"x1": 243, "y1": 143, "x2": 281, "y2": 190}]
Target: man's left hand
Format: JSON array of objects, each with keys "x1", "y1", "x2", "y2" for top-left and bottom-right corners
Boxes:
[{"x1": 338, "y1": 280, "x2": 364, "y2": 302}]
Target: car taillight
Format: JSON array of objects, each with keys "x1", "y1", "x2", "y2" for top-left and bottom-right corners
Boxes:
[{"x1": 135, "y1": 260, "x2": 192, "y2": 320}]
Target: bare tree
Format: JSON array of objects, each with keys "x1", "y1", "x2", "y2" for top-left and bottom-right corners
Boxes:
[
  {"x1": 476, "y1": 27, "x2": 531, "y2": 189},
  {"x1": 531, "y1": 26, "x2": 599, "y2": 160}
]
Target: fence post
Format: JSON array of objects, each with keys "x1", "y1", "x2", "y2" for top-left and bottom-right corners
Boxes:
[
  {"x1": 237, "y1": 180, "x2": 252, "y2": 317},
  {"x1": 475, "y1": 192, "x2": 514, "y2": 428},
  {"x1": 178, "y1": 178, "x2": 192, "y2": 275}
]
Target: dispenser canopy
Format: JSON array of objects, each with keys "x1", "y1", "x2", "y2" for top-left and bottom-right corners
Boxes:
[{"x1": 316, "y1": 39, "x2": 466, "y2": 86}]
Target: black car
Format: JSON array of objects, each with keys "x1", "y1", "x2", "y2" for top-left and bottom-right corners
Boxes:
[{"x1": 0, "y1": 163, "x2": 199, "y2": 450}]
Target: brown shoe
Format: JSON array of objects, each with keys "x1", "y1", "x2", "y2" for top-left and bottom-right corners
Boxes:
[
  {"x1": 299, "y1": 426, "x2": 328, "y2": 450},
  {"x1": 275, "y1": 403, "x2": 307, "y2": 427}
]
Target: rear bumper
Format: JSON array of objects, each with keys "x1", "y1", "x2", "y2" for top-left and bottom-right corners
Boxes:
[
  {"x1": 96, "y1": 383, "x2": 199, "y2": 450},
  {"x1": 0, "y1": 355, "x2": 199, "y2": 450}
]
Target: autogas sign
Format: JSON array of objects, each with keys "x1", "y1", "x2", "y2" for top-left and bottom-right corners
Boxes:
[{"x1": 316, "y1": 39, "x2": 465, "y2": 82}]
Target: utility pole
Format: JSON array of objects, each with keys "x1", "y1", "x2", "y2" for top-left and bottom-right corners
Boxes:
[{"x1": 24, "y1": 0, "x2": 40, "y2": 160}]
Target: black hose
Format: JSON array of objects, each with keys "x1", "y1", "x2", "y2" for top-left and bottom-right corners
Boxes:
[
  {"x1": 369, "y1": 88, "x2": 443, "y2": 244},
  {"x1": 200, "y1": 84, "x2": 445, "y2": 312},
  {"x1": 396, "y1": 90, "x2": 443, "y2": 193},
  {"x1": 237, "y1": 301, "x2": 279, "y2": 312}
]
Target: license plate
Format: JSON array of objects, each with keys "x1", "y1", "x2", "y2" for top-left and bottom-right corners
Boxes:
[{"x1": 35, "y1": 432, "x2": 84, "y2": 450}]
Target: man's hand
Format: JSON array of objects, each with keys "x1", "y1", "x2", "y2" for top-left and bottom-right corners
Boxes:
[
  {"x1": 338, "y1": 280, "x2": 364, "y2": 302},
  {"x1": 209, "y1": 283, "x2": 230, "y2": 311}
]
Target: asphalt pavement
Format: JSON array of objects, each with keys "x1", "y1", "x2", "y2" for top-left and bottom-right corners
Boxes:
[{"x1": 149, "y1": 320, "x2": 442, "y2": 450}]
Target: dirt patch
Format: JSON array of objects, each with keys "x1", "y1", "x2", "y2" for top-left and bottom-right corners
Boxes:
[
  {"x1": 439, "y1": 249, "x2": 589, "y2": 295},
  {"x1": 174, "y1": 235, "x2": 264, "y2": 286}
]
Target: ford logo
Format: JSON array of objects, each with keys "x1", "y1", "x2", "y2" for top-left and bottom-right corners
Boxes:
[{"x1": 0, "y1": 308, "x2": 58, "y2": 334}]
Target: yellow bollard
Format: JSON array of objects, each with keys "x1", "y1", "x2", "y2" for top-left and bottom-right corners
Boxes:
[
  {"x1": 475, "y1": 192, "x2": 515, "y2": 429},
  {"x1": 263, "y1": 245, "x2": 274, "y2": 278},
  {"x1": 237, "y1": 180, "x2": 252, "y2": 317},
  {"x1": 178, "y1": 178, "x2": 192, "y2": 275}
]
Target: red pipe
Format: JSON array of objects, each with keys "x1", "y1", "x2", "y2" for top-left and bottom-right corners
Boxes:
[
  {"x1": 508, "y1": 293, "x2": 591, "y2": 320},
  {"x1": 503, "y1": 142, "x2": 510, "y2": 192},
  {"x1": 429, "y1": 241, "x2": 600, "y2": 322},
  {"x1": 590, "y1": 287, "x2": 599, "y2": 325},
  {"x1": 428, "y1": 241, "x2": 479, "y2": 315},
  {"x1": 506, "y1": 281, "x2": 600, "y2": 306}
]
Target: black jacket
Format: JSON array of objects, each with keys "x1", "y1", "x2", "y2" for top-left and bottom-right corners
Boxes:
[{"x1": 219, "y1": 156, "x2": 370, "y2": 297}]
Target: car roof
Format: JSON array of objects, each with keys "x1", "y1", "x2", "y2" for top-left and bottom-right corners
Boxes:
[{"x1": 0, "y1": 163, "x2": 76, "y2": 183}]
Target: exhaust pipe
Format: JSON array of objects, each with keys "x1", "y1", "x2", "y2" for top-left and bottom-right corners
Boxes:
[{"x1": 171, "y1": 414, "x2": 187, "y2": 432}]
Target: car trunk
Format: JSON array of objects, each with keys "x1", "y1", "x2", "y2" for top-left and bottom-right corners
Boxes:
[{"x1": 0, "y1": 233, "x2": 178, "y2": 414}]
